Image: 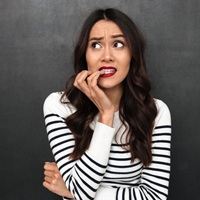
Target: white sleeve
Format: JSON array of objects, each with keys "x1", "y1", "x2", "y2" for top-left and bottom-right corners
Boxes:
[{"x1": 93, "y1": 100, "x2": 172, "y2": 200}]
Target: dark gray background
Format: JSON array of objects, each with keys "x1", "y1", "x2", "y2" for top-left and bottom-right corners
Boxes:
[{"x1": 0, "y1": 0, "x2": 200, "y2": 199}]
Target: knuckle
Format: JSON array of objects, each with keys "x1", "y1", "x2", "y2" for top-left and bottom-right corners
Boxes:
[
  {"x1": 90, "y1": 83, "x2": 96, "y2": 88},
  {"x1": 73, "y1": 81, "x2": 77, "y2": 86},
  {"x1": 73, "y1": 82, "x2": 79, "y2": 89},
  {"x1": 51, "y1": 179, "x2": 57, "y2": 185},
  {"x1": 87, "y1": 76, "x2": 91, "y2": 81},
  {"x1": 54, "y1": 173, "x2": 60, "y2": 178},
  {"x1": 77, "y1": 79, "x2": 81, "y2": 84}
]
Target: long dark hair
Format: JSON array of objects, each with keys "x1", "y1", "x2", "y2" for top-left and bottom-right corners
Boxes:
[{"x1": 61, "y1": 8, "x2": 157, "y2": 166}]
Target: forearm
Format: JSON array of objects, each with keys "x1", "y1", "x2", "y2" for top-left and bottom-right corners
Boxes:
[
  {"x1": 62, "y1": 122, "x2": 115, "y2": 199},
  {"x1": 44, "y1": 96, "x2": 115, "y2": 199}
]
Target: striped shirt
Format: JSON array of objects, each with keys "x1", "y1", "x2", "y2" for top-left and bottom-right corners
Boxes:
[{"x1": 43, "y1": 92, "x2": 171, "y2": 200}]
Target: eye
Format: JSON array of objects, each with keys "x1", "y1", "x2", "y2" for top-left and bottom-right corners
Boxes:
[
  {"x1": 91, "y1": 42, "x2": 101, "y2": 49},
  {"x1": 113, "y1": 41, "x2": 124, "y2": 48}
]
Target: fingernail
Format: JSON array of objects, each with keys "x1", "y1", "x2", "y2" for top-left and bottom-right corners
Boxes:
[{"x1": 100, "y1": 70, "x2": 105, "y2": 74}]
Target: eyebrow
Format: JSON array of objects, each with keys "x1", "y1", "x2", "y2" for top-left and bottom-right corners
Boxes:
[{"x1": 89, "y1": 34, "x2": 125, "y2": 41}]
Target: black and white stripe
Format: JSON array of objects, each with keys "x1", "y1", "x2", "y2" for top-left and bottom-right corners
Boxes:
[
  {"x1": 43, "y1": 92, "x2": 171, "y2": 200},
  {"x1": 45, "y1": 113, "x2": 108, "y2": 200}
]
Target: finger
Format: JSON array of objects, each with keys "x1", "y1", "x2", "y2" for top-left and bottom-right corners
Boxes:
[
  {"x1": 51, "y1": 173, "x2": 62, "y2": 185},
  {"x1": 54, "y1": 172, "x2": 62, "y2": 179},
  {"x1": 43, "y1": 180, "x2": 51, "y2": 189},
  {"x1": 75, "y1": 70, "x2": 90, "y2": 80},
  {"x1": 43, "y1": 181, "x2": 56, "y2": 193},
  {"x1": 74, "y1": 71, "x2": 92, "y2": 95},
  {"x1": 44, "y1": 170, "x2": 56, "y2": 177},
  {"x1": 44, "y1": 162, "x2": 59, "y2": 171},
  {"x1": 87, "y1": 71, "x2": 104, "y2": 97},
  {"x1": 44, "y1": 162, "x2": 56, "y2": 165},
  {"x1": 87, "y1": 70, "x2": 101, "y2": 87},
  {"x1": 44, "y1": 162, "x2": 57, "y2": 168},
  {"x1": 74, "y1": 70, "x2": 91, "y2": 88},
  {"x1": 44, "y1": 175, "x2": 52, "y2": 183}
]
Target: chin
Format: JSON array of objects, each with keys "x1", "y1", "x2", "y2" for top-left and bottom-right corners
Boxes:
[
  {"x1": 98, "y1": 82, "x2": 122, "y2": 90},
  {"x1": 98, "y1": 84, "x2": 113, "y2": 89}
]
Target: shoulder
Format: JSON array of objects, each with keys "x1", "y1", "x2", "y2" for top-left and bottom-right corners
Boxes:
[
  {"x1": 44, "y1": 91, "x2": 64, "y2": 103},
  {"x1": 43, "y1": 91, "x2": 76, "y2": 118},
  {"x1": 154, "y1": 98, "x2": 170, "y2": 113},
  {"x1": 154, "y1": 98, "x2": 171, "y2": 127}
]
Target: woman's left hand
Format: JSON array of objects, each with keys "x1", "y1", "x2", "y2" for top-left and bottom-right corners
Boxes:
[{"x1": 43, "y1": 162, "x2": 73, "y2": 198}]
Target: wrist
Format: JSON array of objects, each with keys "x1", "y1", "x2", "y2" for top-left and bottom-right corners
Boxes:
[
  {"x1": 98, "y1": 112, "x2": 114, "y2": 127},
  {"x1": 63, "y1": 191, "x2": 74, "y2": 199}
]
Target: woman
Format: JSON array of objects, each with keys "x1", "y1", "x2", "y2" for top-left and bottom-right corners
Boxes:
[{"x1": 43, "y1": 8, "x2": 171, "y2": 200}]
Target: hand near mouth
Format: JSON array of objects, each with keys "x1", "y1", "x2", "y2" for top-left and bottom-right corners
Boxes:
[{"x1": 74, "y1": 70, "x2": 115, "y2": 127}]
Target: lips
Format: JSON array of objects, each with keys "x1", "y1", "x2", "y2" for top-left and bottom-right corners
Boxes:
[{"x1": 99, "y1": 66, "x2": 117, "y2": 78}]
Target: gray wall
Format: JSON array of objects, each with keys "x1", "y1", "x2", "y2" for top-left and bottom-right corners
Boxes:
[{"x1": 0, "y1": 0, "x2": 200, "y2": 199}]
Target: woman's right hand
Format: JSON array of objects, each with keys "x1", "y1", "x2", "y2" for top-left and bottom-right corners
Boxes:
[{"x1": 74, "y1": 70, "x2": 115, "y2": 126}]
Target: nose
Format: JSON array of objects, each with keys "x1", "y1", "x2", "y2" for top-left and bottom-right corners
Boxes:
[{"x1": 102, "y1": 46, "x2": 113, "y2": 62}]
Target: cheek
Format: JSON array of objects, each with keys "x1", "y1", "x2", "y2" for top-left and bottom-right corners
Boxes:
[
  {"x1": 124, "y1": 58, "x2": 131, "y2": 72},
  {"x1": 122, "y1": 62, "x2": 131, "y2": 78},
  {"x1": 86, "y1": 51, "x2": 100, "y2": 71},
  {"x1": 119, "y1": 50, "x2": 132, "y2": 67},
  {"x1": 123, "y1": 67, "x2": 130, "y2": 78}
]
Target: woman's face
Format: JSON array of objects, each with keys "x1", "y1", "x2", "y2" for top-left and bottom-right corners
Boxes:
[{"x1": 86, "y1": 20, "x2": 132, "y2": 90}]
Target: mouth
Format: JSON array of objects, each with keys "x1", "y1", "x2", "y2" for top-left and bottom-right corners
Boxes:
[{"x1": 99, "y1": 66, "x2": 117, "y2": 78}]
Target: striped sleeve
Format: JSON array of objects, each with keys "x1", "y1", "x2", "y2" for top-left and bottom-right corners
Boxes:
[
  {"x1": 43, "y1": 92, "x2": 116, "y2": 200},
  {"x1": 96, "y1": 99, "x2": 172, "y2": 200},
  {"x1": 137, "y1": 100, "x2": 171, "y2": 200}
]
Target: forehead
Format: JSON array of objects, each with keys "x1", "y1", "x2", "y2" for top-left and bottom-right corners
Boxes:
[{"x1": 89, "y1": 20, "x2": 123, "y2": 36}]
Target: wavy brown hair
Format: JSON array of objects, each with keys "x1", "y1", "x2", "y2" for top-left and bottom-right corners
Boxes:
[{"x1": 61, "y1": 8, "x2": 157, "y2": 166}]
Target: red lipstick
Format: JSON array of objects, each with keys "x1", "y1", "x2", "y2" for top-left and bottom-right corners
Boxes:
[{"x1": 99, "y1": 66, "x2": 117, "y2": 78}]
